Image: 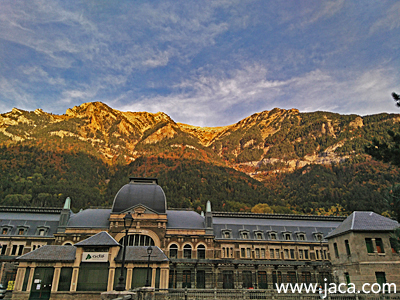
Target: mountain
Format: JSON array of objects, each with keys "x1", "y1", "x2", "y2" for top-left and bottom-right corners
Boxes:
[{"x1": 1, "y1": 102, "x2": 400, "y2": 215}]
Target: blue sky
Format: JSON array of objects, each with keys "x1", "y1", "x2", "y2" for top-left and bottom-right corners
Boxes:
[{"x1": 0, "y1": 0, "x2": 399, "y2": 126}]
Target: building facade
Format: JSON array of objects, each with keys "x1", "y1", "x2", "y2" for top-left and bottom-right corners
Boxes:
[{"x1": 1, "y1": 177, "x2": 398, "y2": 299}]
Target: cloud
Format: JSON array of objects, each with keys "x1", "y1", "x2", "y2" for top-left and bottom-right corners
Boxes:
[{"x1": 369, "y1": 2, "x2": 400, "y2": 34}]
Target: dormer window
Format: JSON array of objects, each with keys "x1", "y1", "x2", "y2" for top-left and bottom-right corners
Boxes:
[
  {"x1": 283, "y1": 233, "x2": 292, "y2": 241},
  {"x1": 1, "y1": 226, "x2": 12, "y2": 235},
  {"x1": 2, "y1": 228, "x2": 8, "y2": 235},
  {"x1": 297, "y1": 233, "x2": 306, "y2": 241},
  {"x1": 255, "y1": 232, "x2": 264, "y2": 240},
  {"x1": 240, "y1": 230, "x2": 250, "y2": 239},
  {"x1": 270, "y1": 232, "x2": 277, "y2": 240},
  {"x1": 222, "y1": 230, "x2": 231, "y2": 239},
  {"x1": 36, "y1": 226, "x2": 49, "y2": 237},
  {"x1": 314, "y1": 233, "x2": 324, "y2": 241}
]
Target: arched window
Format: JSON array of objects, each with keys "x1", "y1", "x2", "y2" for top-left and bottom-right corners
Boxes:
[
  {"x1": 197, "y1": 244, "x2": 206, "y2": 259},
  {"x1": 183, "y1": 244, "x2": 192, "y2": 259},
  {"x1": 119, "y1": 234, "x2": 155, "y2": 246},
  {"x1": 169, "y1": 244, "x2": 178, "y2": 258}
]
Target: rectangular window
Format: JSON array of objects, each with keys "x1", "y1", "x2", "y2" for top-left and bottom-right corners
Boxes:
[
  {"x1": 242, "y1": 232, "x2": 248, "y2": 239},
  {"x1": 276, "y1": 249, "x2": 280, "y2": 259},
  {"x1": 390, "y1": 237, "x2": 397, "y2": 253},
  {"x1": 168, "y1": 269, "x2": 177, "y2": 288},
  {"x1": 1, "y1": 244, "x2": 7, "y2": 255},
  {"x1": 11, "y1": 245, "x2": 18, "y2": 255},
  {"x1": 299, "y1": 250, "x2": 303, "y2": 259},
  {"x1": 272, "y1": 271, "x2": 282, "y2": 287},
  {"x1": 366, "y1": 238, "x2": 374, "y2": 253},
  {"x1": 316, "y1": 249, "x2": 320, "y2": 260},
  {"x1": 345, "y1": 273, "x2": 351, "y2": 285},
  {"x1": 242, "y1": 271, "x2": 253, "y2": 289},
  {"x1": 269, "y1": 249, "x2": 274, "y2": 259},
  {"x1": 258, "y1": 271, "x2": 268, "y2": 289},
  {"x1": 376, "y1": 238, "x2": 385, "y2": 253},
  {"x1": 345, "y1": 240, "x2": 351, "y2": 256},
  {"x1": 182, "y1": 270, "x2": 191, "y2": 288},
  {"x1": 241, "y1": 248, "x2": 246, "y2": 258},
  {"x1": 284, "y1": 249, "x2": 289, "y2": 259},
  {"x1": 304, "y1": 250, "x2": 309, "y2": 260},
  {"x1": 290, "y1": 249, "x2": 295, "y2": 259},
  {"x1": 261, "y1": 248, "x2": 265, "y2": 259},
  {"x1": 2, "y1": 228, "x2": 8, "y2": 235},
  {"x1": 58, "y1": 267, "x2": 73, "y2": 291},
  {"x1": 301, "y1": 272, "x2": 311, "y2": 284},
  {"x1": 18, "y1": 229, "x2": 24, "y2": 235},
  {"x1": 287, "y1": 272, "x2": 297, "y2": 283},
  {"x1": 334, "y1": 242, "x2": 339, "y2": 258},
  {"x1": 196, "y1": 270, "x2": 205, "y2": 289},
  {"x1": 222, "y1": 247, "x2": 226, "y2": 258},
  {"x1": 255, "y1": 248, "x2": 260, "y2": 259},
  {"x1": 247, "y1": 248, "x2": 251, "y2": 258},
  {"x1": 376, "y1": 272, "x2": 386, "y2": 290},
  {"x1": 18, "y1": 245, "x2": 24, "y2": 256}
]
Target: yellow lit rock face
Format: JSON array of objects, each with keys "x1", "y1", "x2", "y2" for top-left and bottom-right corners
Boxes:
[{"x1": 0, "y1": 101, "x2": 397, "y2": 179}]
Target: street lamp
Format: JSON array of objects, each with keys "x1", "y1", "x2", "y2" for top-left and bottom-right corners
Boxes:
[
  {"x1": 145, "y1": 245, "x2": 153, "y2": 287},
  {"x1": 115, "y1": 212, "x2": 133, "y2": 291}
]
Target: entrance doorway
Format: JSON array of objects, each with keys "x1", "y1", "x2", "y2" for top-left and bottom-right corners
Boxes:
[{"x1": 29, "y1": 267, "x2": 54, "y2": 300}]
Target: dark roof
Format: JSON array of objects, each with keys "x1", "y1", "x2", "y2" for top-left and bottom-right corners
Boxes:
[
  {"x1": 0, "y1": 209, "x2": 61, "y2": 237},
  {"x1": 167, "y1": 210, "x2": 204, "y2": 229},
  {"x1": 17, "y1": 245, "x2": 76, "y2": 262},
  {"x1": 112, "y1": 178, "x2": 166, "y2": 214},
  {"x1": 326, "y1": 211, "x2": 400, "y2": 239},
  {"x1": 75, "y1": 231, "x2": 120, "y2": 247},
  {"x1": 115, "y1": 246, "x2": 168, "y2": 263},
  {"x1": 67, "y1": 209, "x2": 111, "y2": 228},
  {"x1": 212, "y1": 213, "x2": 343, "y2": 242}
]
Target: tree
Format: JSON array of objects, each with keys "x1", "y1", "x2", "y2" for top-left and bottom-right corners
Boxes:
[
  {"x1": 365, "y1": 92, "x2": 400, "y2": 166},
  {"x1": 393, "y1": 92, "x2": 400, "y2": 107},
  {"x1": 384, "y1": 184, "x2": 400, "y2": 222}
]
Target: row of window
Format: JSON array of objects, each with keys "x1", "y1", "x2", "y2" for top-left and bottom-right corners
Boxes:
[
  {"x1": 169, "y1": 244, "x2": 206, "y2": 259},
  {"x1": 0, "y1": 243, "x2": 44, "y2": 256},
  {"x1": 222, "y1": 230, "x2": 324, "y2": 241},
  {"x1": 169, "y1": 270, "x2": 331, "y2": 289},
  {"x1": 1, "y1": 226, "x2": 48, "y2": 236},
  {"x1": 333, "y1": 237, "x2": 392, "y2": 259}
]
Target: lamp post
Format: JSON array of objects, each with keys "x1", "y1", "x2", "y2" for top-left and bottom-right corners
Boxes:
[
  {"x1": 145, "y1": 245, "x2": 153, "y2": 287},
  {"x1": 115, "y1": 212, "x2": 133, "y2": 291}
]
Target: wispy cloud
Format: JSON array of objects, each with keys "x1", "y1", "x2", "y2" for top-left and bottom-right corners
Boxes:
[{"x1": 369, "y1": 2, "x2": 400, "y2": 34}]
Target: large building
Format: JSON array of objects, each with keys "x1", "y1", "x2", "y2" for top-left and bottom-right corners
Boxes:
[{"x1": 1, "y1": 177, "x2": 398, "y2": 300}]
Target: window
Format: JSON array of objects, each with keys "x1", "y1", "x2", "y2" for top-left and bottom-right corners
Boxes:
[
  {"x1": 241, "y1": 248, "x2": 246, "y2": 258},
  {"x1": 304, "y1": 250, "x2": 309, "y2": 259},
  {"x1": 223, "y1": 231, "x2": 231, "y2": 239},
  {"x1": 169, "y1": 244, "x2": 178, "y2": 258},
  {"x1": 17, "y1": 245, "x2": 24, "y2": 255},
  {"x1": 258, "y1": 271, "x2": 268, "y2": 289},
  {"x1": 39, "y1": 229, "x2": 46, "y2": 236},
  {"x1": 78, "y1": 262, "x2": 109, "y2": 291},
  {"x1": 272, "y1": 271, "x2": 282, "y2": 287},
  {"x1": 247, "y1": 248, "x2": 251, "y2": 258},
  {"x1": 365, "y1": 238, "x2": 374, "y2": 253},
  {"x1": 196, "y1": 270, "x2": 205, "y2": 289},
  {"x1": 270, "y1": 233, "x2": 277, "y2": 240},
  {"x1": 1, "y1": 244, "x2": 7, "y2": 255},
  {"x1": 390, "y1": 237, "x2": 397, "y2": 253},
  {"x1": 255, "y1": 232, "x2": 263, "y2": 240},
  {"x1": 18, "y1": 228, "x2": 25, "y2": 235},
  {"x1": 223, "y1": 271, "x2": 234, "y2": 289},
  {"x1": 120, "y1": 234, "x2": 155, "y2": 246},
  {"x1": 284, "y1": 233, "x2": 292, "y2": 241},
  {"x1": 276, "y1": 249, "x2": 280, "y2": 259},
  {"x1": 334, "y1": 242, "x2": 339, "y2": 258},
  {"x1": 197, "y1": 244, "x2": 206, "y2": 259},
  {"x1": 376, "y1": 238, "x2": 385, "y2": 253},
  {"x1": 316, "y1": 249, "x2": 320, "y2": 260},
  {"x1": 345, "y1": 273, "x2": 351, "y2": 286},
  {"x1": 242, "y1": 271, "x2": 253, "y2": 289},
  {"x1": 345, "y1": 240, "x2": 351, "y2": 256},
  {"x1": 269, "y1": 249, "x2": 274, "y2": 259},
  {"x1": 287, "y1": 272, "x2": 297, "y2": 283},
  {"x1": 2, "y1": 228, "x2": 8, "y2": 235},
  {"x1": 284, "y1": 249, "x2": 289, "y2": 259},
  {"x1": 261, "y1": 248, "x2": 265, "y2": 259},
  {"x1": 255, "y1": 248, "x2": 260, "y2": 259},
  {"x1": 58, "y1": 267, "x2": 73, "y2": 291},
  {"x1": 299, "y1": 250, "x2": 303, "y2": 259},
  {"x1": 315, "y1": 234, "x2": 323, "y2": 241},
  {"x1": 297, "y1": 233, "x2": 306, "y2": 241},
  {"x1": 290, "y1": 249, "x2": 295, "y2": 259},
  {"x1": 182, "y1": 270, "x2": 191, "y2": 288},
  {"x1": 376, "y1": 272, "x2": 386, "y2": 290},
  {"x1": 241, "y1": 231, "x2": 249, "y2": 239},
  {"x1": 301, "y1": 272, "x2": 312, "y2": 284},
  {"x1": 11, "y1": 245, "x2": 18, "y2": 256},
  {"x1": 222, "y1": 247, "x2": 226, "y2": 258},
  {"x1": 169, "y1": 269, "x2": 177, "y2": 288},
  {"x1": 183, "y1": 244, "x2": 192, "y2": 259}
]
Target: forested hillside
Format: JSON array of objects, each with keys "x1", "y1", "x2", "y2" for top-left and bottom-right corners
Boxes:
[{"x1": 1, "y1": 102, "x2": 400, "y2": 216}]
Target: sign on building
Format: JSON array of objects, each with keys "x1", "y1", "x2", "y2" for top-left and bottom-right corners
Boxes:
[{"x1": 81, "y1": 252, "x2": 108, "y2": 262}]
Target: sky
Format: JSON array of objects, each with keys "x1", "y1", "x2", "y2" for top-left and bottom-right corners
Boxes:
[{"x1": 0, "y1": 0, "x2": 399, "y2": 127}]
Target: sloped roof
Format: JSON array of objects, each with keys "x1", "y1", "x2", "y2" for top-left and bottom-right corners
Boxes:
[
  {"x1": 17, "y1": 245, "x2": 76, "y2": 262},
  {"x1": 75, "y1": 231, "x2": 120, "y2": 247},
  {"x1": 325, "y1": 211, "x2": 399, "y2": 239},
  {"x1": 67, "y1": 209, "x2": 111, "y2": 228},
  {"x1": 167, "y1": 210, "x2": 204, "y2": 229},
  {"x1": 115, "y1": 246, "x2": 169, "y2": 263}
]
